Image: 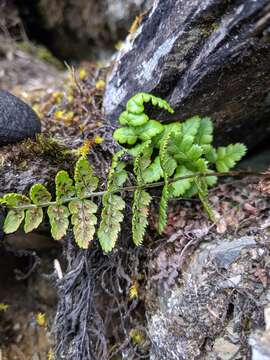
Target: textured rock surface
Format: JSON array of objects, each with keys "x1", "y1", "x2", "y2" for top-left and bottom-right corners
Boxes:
[
  {"x1": 18, "y1": 0, "x2": 154, "y2": 59},
  {"x1": 0, "y1": 90, "x2": 41, "y2": 145},
  {"x1": 104, "y1": 0, "x2": 270, "y2": 148},
  {"x1": 147, "y1": 235, "x2": 270, "y2": 359}
]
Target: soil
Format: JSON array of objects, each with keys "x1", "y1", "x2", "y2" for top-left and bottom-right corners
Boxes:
[{"x1": 0, "y1": 246, "x2": 58, "y2": 360}]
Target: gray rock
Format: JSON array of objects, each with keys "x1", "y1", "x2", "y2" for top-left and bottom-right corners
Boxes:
[
  {"x1": 147, "y1": 234, "x2": 268, "y2": 359},
  {"x1": 104, "y1": 0, "x2": 270, "y2": 148},
  {"x1": 0, "y1": 90, "x2": 41, "y2": 145},
  {"x1": 249, "y1": 306, "x2": 270, "y2": 360}
]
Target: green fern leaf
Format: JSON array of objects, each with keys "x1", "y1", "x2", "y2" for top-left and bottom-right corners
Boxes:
[
  {"x1": 126, "y1": 92, "x2": 174, "y2": 115},
  {"x1": 106, "y1": 151, "x2": 128, "y2": 190},
  {"x1": 205, "y1": 147, "x2": 217, "y2": 163},
  {"x1": 158, "y1": 184, "x2": 170, "y2": 234},
  {"x1": 2, "y1": 193, "x2": 30, "y2": 207},
  {"x1": 98, "y1": 151, "x2": 128, "y2": 252},
  {"x1": 158, "y1": 130, "x2": 176, "y2": 233},
  {"x1": 160, "y1": 133, "x2": 177, "y2": 177},
  {"x1": 152, "y1": 122, "x2": 182, "y2": 148},
  {"x1": 132, "y1": 141, "x2": 153, "y2": 246},
  {"x1": 195, "y1": 117, "x2": 213, "y2": 145},
  {"x1": 113, "y1": 126, "x2": 138, "y2": 144},
  {"x1": 118, "y1": 110, "x2": 129, "y2": 125},
  {"x1": 195, "y1": 177, "x2": 216, "y2": 221},
  {"x1": 137, "y1": 120, "x2": 164, "y2": 141},
  {"x1": 127, "y1": 143, "x2": 146, "y2": 157},
  {"x1": 4, "y1": 209, "x2": 25, "y2": 233},
  {"x1": 169, "y1": 133, "x2": 195, "y2": 161},
  {"x1": 132, "y1": 190, "x2": 152, "y2": 246},
  {"x1": 2, "y1": 194, "x2": 30, "y2": 234},
  {"x1": 171, "y1": 165, "x2": 193, "y2": 197},
  {"x1": 56, "y1": 170, "x2": 75, "y2": 202},
  {"x1": 74, "y1": 156, "x2": 98, "y2": 198},
  {"x1": 182, "y1": 116, "x2": 200, "y2": 137},
  {"x1": 30, "y1": 183, "x2": 52, "y2": 204},
  {"x1": 133, "y1": 141, "x2": 152, "y2": 184},
  {"x1": 24, "y1": 207, "x2": 43, "y2": 233},
  {"x1": 69, "y1": 199, "x2": 97, "y2": 249},
  {"x1": 47, "y1": 205, "x2": 70, "y2": 240},
  {"x1": 142, "y1": 156, "x2": 164, "y2": 183},
  {"x1": 119, "y1": 111, "x2": 149, "y2": 127},
  {"x1": 216, "y1": 143, "x2": 247, "y2": 172},
  {"x1": 205, "y1": 172, "x2": 218, "y2": 186},
  {"x1": 98, "y1": 194, "x2": 125, "y2": 253},
  {"x1": 118, "y1": 110, "x2": 147, "y2": 126},
  {"x1": 194, "y1": 158, "x2": 208, "y2": 172},
  {"x1": 186, "y1": 144, "x2": 203, "y2": 161}
]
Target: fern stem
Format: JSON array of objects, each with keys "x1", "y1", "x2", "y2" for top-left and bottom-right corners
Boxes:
[{"x1": 5, "y1": 170, "x2": 262, "y2": 210}]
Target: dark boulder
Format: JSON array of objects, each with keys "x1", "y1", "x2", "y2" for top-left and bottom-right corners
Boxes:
[
  {"x1": 0, "y1": 90, "x2": 41, "y2": 145},
  {"x1": 104, "y1": 0, "x2": 270, "y2": 149}
]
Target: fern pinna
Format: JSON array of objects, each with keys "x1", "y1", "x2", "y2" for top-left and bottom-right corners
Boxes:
[{"x1": 0, "y1": 93, "x2": 246, "y2": 252}]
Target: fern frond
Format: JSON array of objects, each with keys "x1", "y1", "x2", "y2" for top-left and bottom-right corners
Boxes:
[
  {"x1": 126, "y1": 92, "x2": 174, "y2": 115},
  {"x1": 158, "y1": 184, "x2": 170, "y2": 234},
  {"x1": 30, "y1": 183, "x2": 52, "y2": 204},
  {"x1": 98, "y1": 151, "x2": 128, "y2": 252},
  {"x1": 216, "y1": 143, "x2": 247, "y2": 172},
  {"x1": 133, "y1": 141, "x2": 152, "y2": 184},
  {"x1": 47, "y1": 205, "x2": 70, "y2": 240},
  {"x1": 74, "y1": 156, "x2": 98, "y2": 198},
  {"x1": 132, "y1": 189, "x2": 152, "y2": 246},
  {"x1": 205, "y1": 147, "x2": 217, "y2": 163},
  {"x1": 69, "y1": 199, "x2": 97, "y2": 249},
  {"x1": 24, "y1": 207, "x2": 43, "y2": 233},
  {"x1": 2, "y1": 193, "x2": 30, "y2": 207},
  {"x1": 55, "y1": 170, "x2": 75, "y2": 202},
  {"x1": 107, "y1": 151, "x2": 128, "y2": 190},
  {"x1": 158, "y1": 130, "x2": 176, "y2": 233},
  {"x1": 132, "y1": 142, "x2": 152, "y2": 245},
  {"x1": 152, "y1": 122, "x2": 182, "y2": 148},
  {"x1": 142, "y1": 156, "x2": 164, "y2": 183},
  {"x1": 182, "y1": 116, "x2": 200, "y2": 137},
  {"x1": 98, "y1": 194, "x2": 125, "y2": 253},
  {"x1": 195, "y1": 177, "x2": 215, "y2": 221},
  {"x1": 195, "y1": 117, "x2": 213, "y2": 145},
  {"x1": 119, "y1": 111, "x2": 149, "y2": 127},
  {"x1": 4, "y1": 209, "x2": 25, "y2": 233},
  {"x1": 3, "y1": 194, "x2": 30, "y2": 233},
  {"x1": 113, "y1": 126, "x2": 138, "y2": 144},
  {"x1": 160, "y1": 131, "x2": 177, "y2": 177},
  {"x1": 171, "y1": 165, "x2": 193, "y2": 197},
  {"x1": 136, "y1": 120, "x2": 164, "y2": 141}
]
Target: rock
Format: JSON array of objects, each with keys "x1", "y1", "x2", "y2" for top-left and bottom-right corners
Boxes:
[
  {"x1": 104, "y1": 0, "x2": 270, "y2": 148},
  {"x1": 212, "y1": 336, "x2": 240, "y2": 360},
  {"x1": 17, "y1": 0, "x2": 154, "y2": 60},
  {"x1": 249, "y1": 306, "x2": 270, "y2": 360},
  {"x1": 147, "y1": 234, "x2": 269, "y2": 359},
  {"x1": 0, "y1": 90, "x2": 41, "y2": 145}
]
